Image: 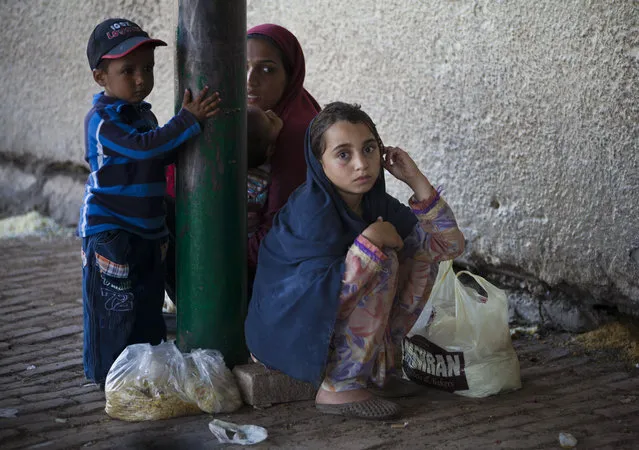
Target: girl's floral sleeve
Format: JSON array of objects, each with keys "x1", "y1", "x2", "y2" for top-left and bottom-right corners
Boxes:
[
  {"x1": 341, "y1": 235, "x2": 387, "y2": 293},
  {"x1": 403, "y1": 190, "x2": 465, "y2": 264},
  {"x1": 336, "y1": 235, "x2": 397, "y2": 319},
  {"x1": 388, "y1": 191, "x2": 465, "y2": 346}
]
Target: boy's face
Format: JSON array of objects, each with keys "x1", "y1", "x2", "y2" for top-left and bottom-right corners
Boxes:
[{"x1": 93, "y1": 45, "x2": 155, "y2": 103}]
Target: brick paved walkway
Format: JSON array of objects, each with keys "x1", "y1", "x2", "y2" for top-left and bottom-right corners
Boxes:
[{"x1": 0, "y1": 237, "x2": 638, "y2": 449}]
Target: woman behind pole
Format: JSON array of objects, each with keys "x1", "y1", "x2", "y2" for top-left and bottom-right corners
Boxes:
[{"x1": 246, "y1": 23, "x2": 321, "y2": 280}]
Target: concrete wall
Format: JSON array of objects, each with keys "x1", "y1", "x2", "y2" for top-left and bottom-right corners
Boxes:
[{"x1": 1, "y1": 0, "x2": 637, "y2": 324}]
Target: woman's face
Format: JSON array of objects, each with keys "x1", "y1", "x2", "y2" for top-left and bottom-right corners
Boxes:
[
  {"x1": 320, "y1": 121, "x2": 381, "y2": 205},
  {"x1": 247, "y1": 38, "x2": 288, "y2": 111}
]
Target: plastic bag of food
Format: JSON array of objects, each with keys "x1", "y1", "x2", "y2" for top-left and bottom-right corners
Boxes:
[
  {"x1": 105, "y1": 342, "x2": 201, "y2": 421},
  {"x1": 403, "y1": 260, "x2": 521, "y2": 398},
  {"x1": 183, "y1": 349, "x2": 243, "y2": 413}
]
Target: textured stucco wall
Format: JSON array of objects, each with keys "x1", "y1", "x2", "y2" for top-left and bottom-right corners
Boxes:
[
  {"x1": 1, "y1": 1, "x2": 637, "y2": 318},
  {"x1": 0, "y1": 0, "x2": 176, "y2": 161}
]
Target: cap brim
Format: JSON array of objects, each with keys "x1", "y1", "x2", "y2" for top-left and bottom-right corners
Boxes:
[{"x1": 102, "y1": 36, "x2": 167, "y2": 60}]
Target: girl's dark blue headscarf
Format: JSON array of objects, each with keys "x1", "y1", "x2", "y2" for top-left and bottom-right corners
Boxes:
[{"x1": 245, "y1": 120, "x2": 418, "y2": 385}]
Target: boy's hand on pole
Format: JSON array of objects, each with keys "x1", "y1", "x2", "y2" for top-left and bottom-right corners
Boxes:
[{"x1": 182, "y1": 86, "x2": 222, "y2": 122}]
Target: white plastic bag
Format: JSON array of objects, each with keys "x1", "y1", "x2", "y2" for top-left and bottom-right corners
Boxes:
[
  {"x1": 403, "y1": 260, "x2": 521, "y2": 398},
  {"x1": 209, "y1": 419, "x2": 268, "y2": 446},
  {"x1": 105, "y1": 342, "x2": 201, "y2": 421},
  {"x1": 183, "y1": 349, "x2": 243, "y2": 414}
]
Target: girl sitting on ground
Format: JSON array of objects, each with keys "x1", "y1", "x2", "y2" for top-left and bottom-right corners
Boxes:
[{"x1": 245, "y1": 102, "x2": 465, "y2": 420}]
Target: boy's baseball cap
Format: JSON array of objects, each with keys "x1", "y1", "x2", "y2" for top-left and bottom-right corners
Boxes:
[{"x1": 87, "y1": 18, "x2": 167, "y2": 70}]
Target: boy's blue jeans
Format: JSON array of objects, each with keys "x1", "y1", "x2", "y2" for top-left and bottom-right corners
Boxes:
[{"x1": 81, "y1": 229, "x2": 168, "y2": 384}]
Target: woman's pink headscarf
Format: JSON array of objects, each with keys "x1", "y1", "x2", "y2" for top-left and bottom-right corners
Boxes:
[{"x1": 248, "y1": 24, "x2": 320, "y2": 118}]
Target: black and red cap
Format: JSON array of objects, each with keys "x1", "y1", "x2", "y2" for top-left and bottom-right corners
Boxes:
[{"x1": 87, "y1": 18, "x2": 167, "y2": 70}]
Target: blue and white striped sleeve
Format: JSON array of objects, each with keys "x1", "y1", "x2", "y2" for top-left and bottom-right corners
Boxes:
[{"x1": 97, "y1": 108, "x2": 201, "y2": 160}]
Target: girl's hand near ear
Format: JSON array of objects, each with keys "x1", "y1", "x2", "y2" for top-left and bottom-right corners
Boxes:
[{"x1": 383, "y1": 146, "x2": 435, "y2": 202}]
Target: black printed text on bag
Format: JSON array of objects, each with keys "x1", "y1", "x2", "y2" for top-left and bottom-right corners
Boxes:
[{"x1": 402, "y1": 335, "x2": 469, "y2": 392}]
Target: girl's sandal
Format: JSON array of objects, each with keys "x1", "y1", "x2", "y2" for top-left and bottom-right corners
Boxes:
[{"x1": 315, "y1": 397, "x2": 401, "y2": 420}]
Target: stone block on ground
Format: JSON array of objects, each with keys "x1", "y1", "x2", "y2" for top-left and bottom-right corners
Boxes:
[{"x1": 232, "y1": 363, "x2": 316, "y2": 406}]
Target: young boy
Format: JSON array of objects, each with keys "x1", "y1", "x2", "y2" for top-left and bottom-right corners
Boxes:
[
  {"x1": 79, "y1": 18, "x2": 221, "y2": 386},
  {"x1": 246, "y1": 105, "x2": 283, "y2": 237}
]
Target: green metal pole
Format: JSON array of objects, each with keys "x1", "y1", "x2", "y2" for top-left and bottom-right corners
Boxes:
[{"x1": 175, "y1": 0, "x2": 247, "y2": 367}]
